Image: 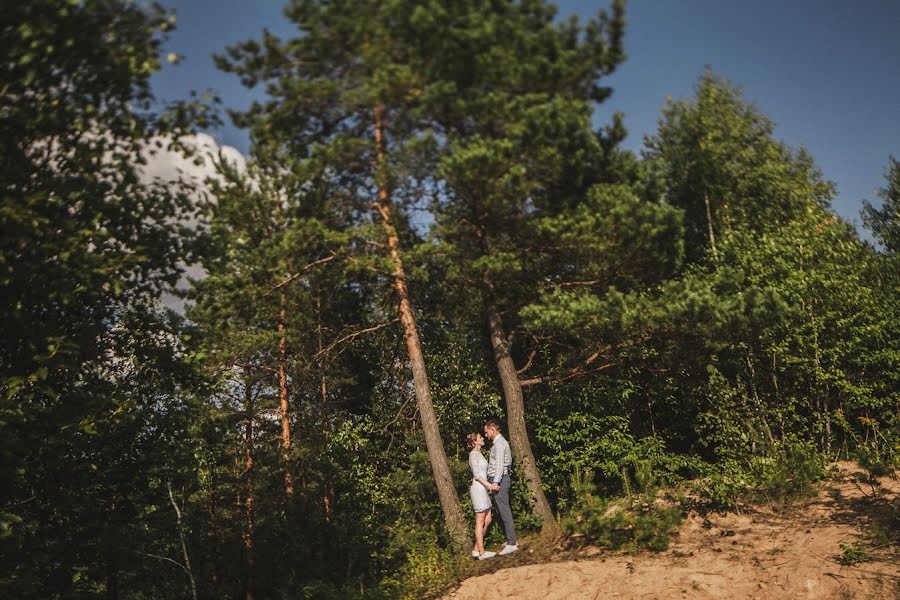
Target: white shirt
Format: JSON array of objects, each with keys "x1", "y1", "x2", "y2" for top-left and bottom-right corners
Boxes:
[{"x1": 487, "y1": 433, "x2": 511, "y2": 484}]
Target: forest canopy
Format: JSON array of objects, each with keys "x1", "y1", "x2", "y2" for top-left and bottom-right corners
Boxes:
[{"x1": 1, "y1": 1, "x2": 897, "y2": 598}]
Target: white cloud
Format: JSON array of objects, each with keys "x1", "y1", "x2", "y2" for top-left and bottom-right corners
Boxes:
[
  {"x1": 140, "y1": 132, "x2": 245, "y2": 188},
  {"x1": 138, "y1": 133, "x2": 246, "y2": 314}
]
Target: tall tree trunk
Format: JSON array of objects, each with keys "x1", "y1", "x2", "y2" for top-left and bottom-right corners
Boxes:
[
  {"x1": 167, "y1": 482, "x2": 198, "y2": 600},
  {"x1": 484, "y1": 295, "x2": 559, "y2": 535},
  {"x1": 471, "y1": 198, "x2": 557, "y2": 535},
  {"x1": 704, "y1": 191, "x2": 718, "y2": 259},
  {"x1": 315, "y1": 287, "x2": 333, "y2": 522},
  {"x1": 277, "y1": 293, "x2": 294, "y2": 496},
  {"x1": 241, "y1": 369, "x2": 256, "y2": 600},
  {"x1": 271, "y1": 193, "x2": 295, "y2": 497},
  {"x1": 105, "y1": 559, "x2": 118, "y2": 600},
  {"x1": 207, "y1": 469, "x2": 223, "y2": 595},
  {"x1": 372, "y1": 103, "x2": 470, "y2": 552},
  {"x1": 316, "y1": 287, "x2": 329, "y2": 446}
]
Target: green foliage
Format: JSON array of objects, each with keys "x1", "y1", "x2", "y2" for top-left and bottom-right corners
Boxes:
[
  {"x1": 694, "y1": 438, "x2": 826, "y2": 509},
  {"x1": 837, "y1": 541, "x2": 871, "y2": 566},
  {"x1": 0, "y1": 1, "x2": 218, "y2": 596},
  {"x1": 747, "y1": 438, "x2": 826, "y2": 503},
  {"x1": 862, "y1": 156, "x2": 900, "y2": 254},
  {"x1": 562, "y1": 467, "x2": 683, "y2": 552},
  {"x1": 839, "y1": 411, "x2": 898, "y2": 480},
  {"x1": 691, "y1": 460, "x2": 749, "y2": 511},
  {"x1": 644, "y1": 70, "x2": 834, "y2": 262},
  {"x1": 5, "y1": 1, "x2": 899, "y2": 597},
  {"x1": 380, "y1": 526, "x2": 459, "y2": 600}
]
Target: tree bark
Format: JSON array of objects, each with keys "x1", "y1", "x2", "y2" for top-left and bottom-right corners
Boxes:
[
  {"x1": 372, "y1": 102, "x2": 470, "y2": 552},
  {"x1": 704, "y1": 192, "x2": 718, "y2": 259},
  {"x1": 207, "y1": 469, "x2": 223, "y2": 595},
  {"x1": 241, "y1": 368, "x2": 256, "y2": 600},
  {"x1": 105, "y1": 560, "x2": 118, "y2": 600},
  {"x1": 277, "y1": 293, "x2": 294, "y2": 496},
  {"x1": 316, "y1": 287, "x2": 329, "y2": 446},
  {"x1": 484, "y1": 296, "x2": 559, "y2": 535},
  {"x1": 470, "y1": 193, "x2": 557, "y2": 535},
  {"x1": 315, "y1": 286, "x2": 333, "y2": 522},
  {"x1": 167, "y1": 482, "x2": 198, "y2": 600}
]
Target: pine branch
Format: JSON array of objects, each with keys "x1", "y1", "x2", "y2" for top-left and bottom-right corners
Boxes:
[
  {"x1": 315, "y1": 318, "x2": 400, "y2": 357},
  {"x1": 263, "y1": 253, "x2": 337, "y2": 296}
]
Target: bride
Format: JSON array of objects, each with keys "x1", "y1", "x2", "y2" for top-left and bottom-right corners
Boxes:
[{"x1": 466, "y1": 432, "x2": 496, "y2": 560}]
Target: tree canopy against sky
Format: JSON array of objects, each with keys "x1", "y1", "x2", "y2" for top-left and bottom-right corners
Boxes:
[
  {"x1": 149, "y1": 0, "x2": 899, "y2": 233},
  {"x1": 2, "y1": 2, "x2": 897, "y2": 599}
]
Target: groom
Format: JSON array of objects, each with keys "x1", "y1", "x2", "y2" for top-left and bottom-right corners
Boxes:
[{"x1": 484, "y1": 419, "x2": 518, "y2": 556}]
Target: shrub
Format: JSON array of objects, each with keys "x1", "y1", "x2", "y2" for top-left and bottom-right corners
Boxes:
[
  {"x1": 850, "y1": 413, "x2": 898, "y2": 479},
  {"x1": 748, "y1": 437, "x2": 826, "y2": 502},
  {"x1": 695, "y1": 437, "x2": 826, "y2": 508},
  {"x1": 561, "y1": 467, "x2": 683, "y2": 552},
  {"x1": 692, "y1": 459, "x2": 748, "y2": 510},
  {"x1": 380, "y1": 527, "x2": 459, "y2": 600},
  {"x1": 837, "y1": 541, "x2": 871, "y2": 566}
]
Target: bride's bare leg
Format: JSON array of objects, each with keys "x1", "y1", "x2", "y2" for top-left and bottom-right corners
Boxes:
[
  {"x1": 482, "y1": 509, "x2": 492, "y2": 542},
  {"x1": 474, "y1": 511, "x2": 486, "y2": 554}
]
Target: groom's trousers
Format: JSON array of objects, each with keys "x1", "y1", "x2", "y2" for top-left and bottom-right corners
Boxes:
[{"x1": 494, "y1": 475, "x2": 517, "y2": 545}]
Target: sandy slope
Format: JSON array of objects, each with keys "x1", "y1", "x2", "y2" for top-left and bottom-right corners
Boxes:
[{"x1": 445, "y1": 463, "x2": 899, "y2": 600}]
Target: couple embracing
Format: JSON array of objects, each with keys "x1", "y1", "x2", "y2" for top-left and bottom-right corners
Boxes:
[{"x1": 465, "y1": 419, "x2": 518, "y2": 560}]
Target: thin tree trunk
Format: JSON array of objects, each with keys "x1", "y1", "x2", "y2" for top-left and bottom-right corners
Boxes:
[
  {"x1": 704, "y1": 192, "x2": 718, "y2": 259},
  {"x1": 167, "y1": 482, "x2": 198, "y2": 600},
  {"x1": 241, "y1": 369, "x2": 256, "y2": 600},
  {"x1": 484, "y1": 296, "x2": 559, "y2": 535},
  {"x1": 105, "y1": 496, "x2": 120, "y2": 600},
  {"x1": 316, "y1": 287, "x2": 329, "y2": 446},
  {"x1": 372, "y1": 102, "x2": 470, "y2": 552},
  {"x1": 105, "y1": 558, "x2": 118, "y2": 600},
  {"x1": 277, "y1": 293, "x2": 294, "y2": 496},
  {"x1": 207, "y1": 469, "x2": 222, "y2": 595},
  {"x1": 316, "y1": 288, "x2": 333, "y2": 521},
  {"x1": 744, "y1": 351, "x2": 775, "y2": 447},
  {"x1": 271, "y1": 189, "x2": 295, "y2": 498}
]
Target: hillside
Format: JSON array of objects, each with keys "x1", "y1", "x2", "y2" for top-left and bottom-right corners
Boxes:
[{"x1": 445, "y1": 463, "x2": 899, "y2": 600}]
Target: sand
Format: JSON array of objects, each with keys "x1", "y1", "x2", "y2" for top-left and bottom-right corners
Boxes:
[{"x1": 444, "y1": 462, "x2": 899, "y2": 600}]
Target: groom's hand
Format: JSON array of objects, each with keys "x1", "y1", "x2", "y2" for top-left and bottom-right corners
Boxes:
[{"x1": 490, "y1": 483, "x2": 500, "y2": 492}]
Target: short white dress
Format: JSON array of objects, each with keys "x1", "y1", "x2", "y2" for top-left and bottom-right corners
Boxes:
[{"x1": 469, "y1": 450, "x2": 492, "y2": 513}]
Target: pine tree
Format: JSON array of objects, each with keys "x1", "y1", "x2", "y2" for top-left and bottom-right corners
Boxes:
[
  {"x1": 215, "y1": 0, "x2": 472, "y2": 550},
  {"x1": 426, "y1": 0, "x2": 631, "y2": 533},
  {"x1": 862, "y1": 156, "x2": 900, "y2": 254}
]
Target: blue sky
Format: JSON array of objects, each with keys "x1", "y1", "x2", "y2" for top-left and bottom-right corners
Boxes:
[{"x1": 151, "y1": 0, "x2": 899, "y2": 228}]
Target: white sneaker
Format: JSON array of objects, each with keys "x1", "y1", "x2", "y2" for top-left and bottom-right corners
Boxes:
[
  {"x1": 471, "y1": 550, "x2": 480, "y2": 558},
  {"x1": 498, "y1": 544, "x2": 518, "y2": 556},
  {"x1": 478, "y1": 551, "x2": 496, "y2": 560}
]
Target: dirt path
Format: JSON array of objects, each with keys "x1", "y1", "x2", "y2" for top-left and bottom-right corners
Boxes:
[{"x1": 444, "y1": 463, "x2": 899, "y2": 600}]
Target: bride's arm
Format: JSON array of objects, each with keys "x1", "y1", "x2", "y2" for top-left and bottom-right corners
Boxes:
[{"x1": 470, "y1": 454, "x2": 492, "y2": 491}]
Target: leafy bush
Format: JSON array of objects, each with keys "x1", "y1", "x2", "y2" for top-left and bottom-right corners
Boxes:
[
  {"x1": 748, "y1": 437, "x2": 826, "y2": 502},
  {"x1": 380, "y1": 527, "x2": 459, "y2": 600},
  {"x1": 695, "y1": 437, "x2": 826, "y2": 508},
  {"x1": 837, "y1": 541, "x2": 871, "y2": 566},
  {"x1": 534, "y1": 403, "x2": 700, "y2": 511},
  {"x1": 561, "y1": 467, "x2": 683, "y2": 552},
  {"x1": 844, "y1": 412, "x2": 898, "y2": 479},
  {"x1": 692, "y1": 459, "x2": 748, "y2": 510}
]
